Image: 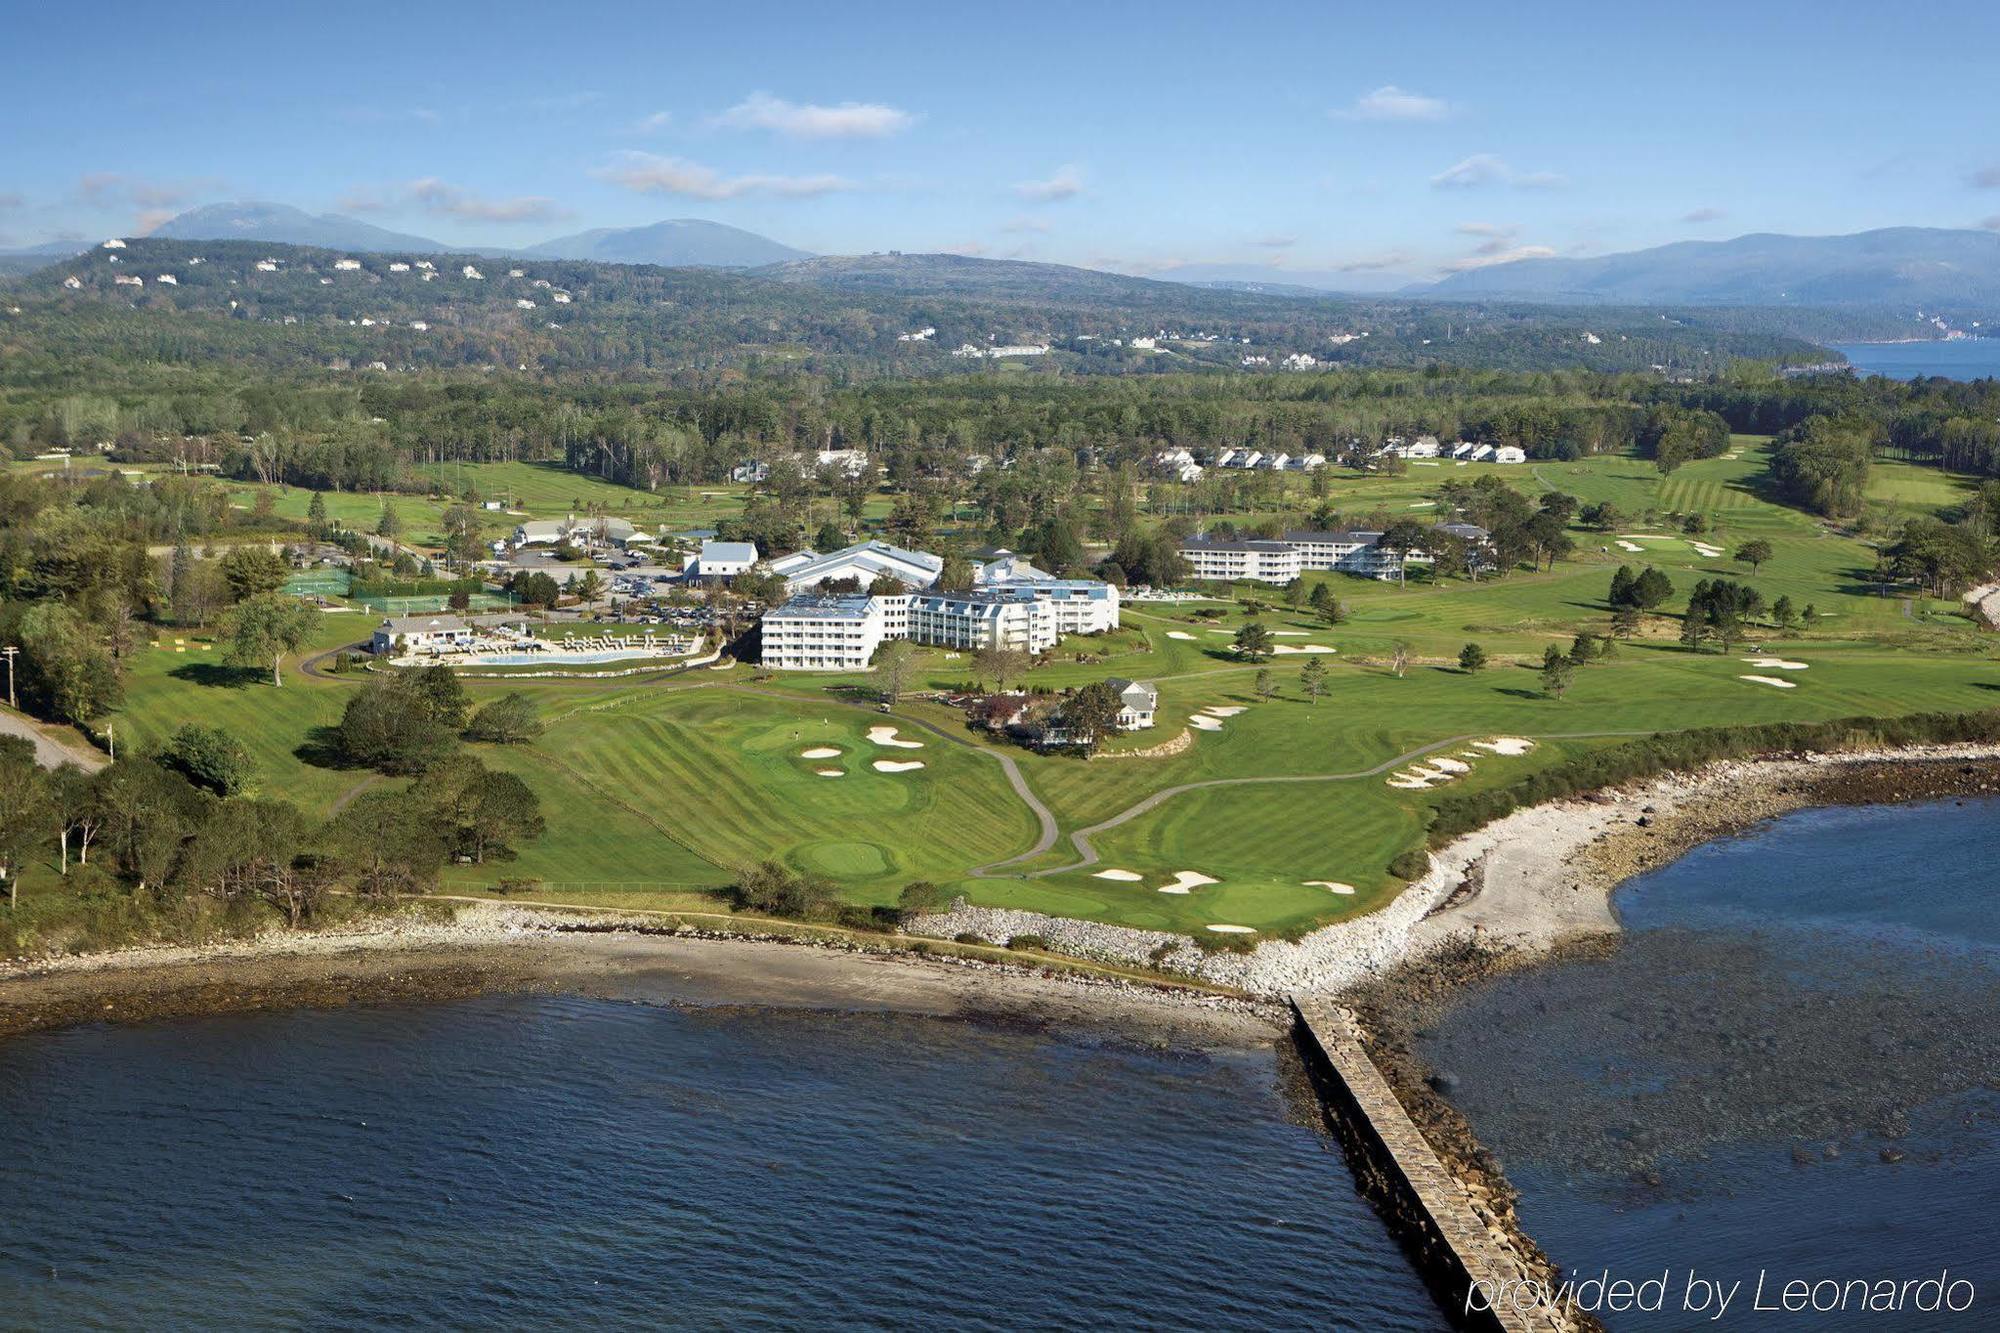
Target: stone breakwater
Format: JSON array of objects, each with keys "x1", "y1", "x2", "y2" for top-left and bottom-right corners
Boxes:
[{"x1": 914, "y1": 743, "x2": 2000, "y2": 999}]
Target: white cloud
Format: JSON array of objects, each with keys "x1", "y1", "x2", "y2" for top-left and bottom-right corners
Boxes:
[
  {"x1": 714, "y1": 92, "x2": 915, "y2": 139},
  {"x1": 1338, "y1": 251, "x2": 1417, "y2": 273},
  {"x1": 1431, "y1": 155, "x2": 1566, "y2": 190},
  {"x1": 631, "y1": 110, "x2": 674, "y2": 134},
  {"x1": 597, "y1": 152, "x2": 853, "y2": 200},
  {"x1": 343, "y1": 179, "x2": 570, "y2": 223},
  {"x1": 1681, "y1": 206, "x2": 1726, "y2": 223},
  {"x1": 1015, "y1": 164, "x2": 1085, "y2": 203},
  {"x1": 1000, "y1": 215, "x2": 1051, "y2": 234},
  {"x1": 1337, "y1": 85, "x2": 1450, "y2": 122},
  {"x1": 1441, "y1": 243, "x2": 1556, "y2": 272},
  {"x1": 1250, "y1": 233, "x2": 1297, "y2": 249},
  {"x1": 406, "y1": 178, "x2": 570, "y2": 223},
  {"x1": 1455, "y1": 221, "x2": 1513, "y2": 238},
  {"x1": 134, "y1": 208, "x2": 178, "y2": 235}
]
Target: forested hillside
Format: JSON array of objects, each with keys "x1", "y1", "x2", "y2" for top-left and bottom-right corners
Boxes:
[{"x1": 2, "y1": 238, "x2": 1838, "y2": 379}]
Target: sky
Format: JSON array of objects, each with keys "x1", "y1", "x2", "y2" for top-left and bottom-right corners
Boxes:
[{"x1": 4, "y1": 0, "x2": 1999, "y2": 285}]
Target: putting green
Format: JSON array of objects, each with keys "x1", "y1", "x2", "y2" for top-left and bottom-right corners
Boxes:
[{"x1": 794, "y1": 840, "x2": 896, "y2": 877}]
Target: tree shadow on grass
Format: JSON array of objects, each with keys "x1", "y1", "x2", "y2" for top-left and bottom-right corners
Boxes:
[
  {"x1": 295, "y1": 725, "x2": 364, "y2": 772},
  {"x1": 1493, "y1": 687, "x2": 1548, "y2": 700},
  {"x1": 169, "y1": 662, "x2": 260, "y2": 689}
]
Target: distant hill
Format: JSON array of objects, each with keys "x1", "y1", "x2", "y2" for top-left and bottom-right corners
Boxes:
[
  {"x1": 528, "y1": 219, "x2": 807, "y2": 267},
  {"x1": 756, "y1": 252, "x2": 1215, "y2": 304},
  {"x1": 1422, "y1": 227, "x2": 2000, "y2": 306},
  {"x1": 0, "y1": 238, "x2": 94, "y2": 275},
  {"x1": 1152, "y1": 261, "x2": 1419, "y2": 296},
  {"x1": 148, "y1": 202, "x2": 450, "y2": 253}
]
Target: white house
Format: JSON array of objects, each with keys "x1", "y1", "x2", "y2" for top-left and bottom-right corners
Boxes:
[
  {"x1": 513, "y1": 516, "x2": 639, "y2": 549},
  {"x1": 462, "y1": 265, "x2": 484, "y2": 280},
  {"x1": 410, "y1": 321, "x2": 429, "y2": 331},
  {"x1": 370, "y1": 615, "x2": 475, "y2": 656},
  {"x1": 255, "y1": 259, "x2": 279, "y2": 272},
  {"x1": 515, "y1": 299, "x2": 536, "y2": 309},
  {"x1": 334, "y1": 259, "x2": 362, "y2": 271},
  {"x1": 1493, "y1": 445, "x2": 1527, "y2": 464},
  {"x1": 1470, "y1": 444, "x2": 1495, "y2": 462},
  {"x1": 907, "y1": 587, "x2": 1056, "y2": 654},
  {"x1": 552, "y1": 291, "x2": 572, "y2": 303},
  {"x1": 389, "y1": 262, "x2": 411, "y2": 273},
  {"x1": 683, "y1": 539, "x2": 759, "y2": 580},
  {"x1": 101, "y1": 238, "x2": 126, "y2": 249},
  {"x1": 729, "y1": 460, "x2": 770, "y2": 484},
  {"x1": 156, "y1": 274, "x2": 178, "y2": 285},
  {"x1": 62, "y1": 276, "x2": 82, "y2": 290},
  {"x1": 1106, "y1": 678, "x2": 1158, "y2": 730},
  {"x1": 810, "y1": 448, "x2": 870, "y2": 478},
  {"x1": 114, "y1": 275, "x2": 143, "y2": 287}
]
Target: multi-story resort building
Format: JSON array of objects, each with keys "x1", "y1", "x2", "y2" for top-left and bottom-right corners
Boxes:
[
  {"x1": 758, "y1": 595, "x2": 890, "y2": 672},
  {"x1": 1181, "y1": 524, "x2": 1493, "y2": 585},
  {"x1": 1177, "y1": 538, "x2": 1303, "y2": 584},
  {"x1": 757, "y1": 543, "x2": 1120, "y2": 669}
]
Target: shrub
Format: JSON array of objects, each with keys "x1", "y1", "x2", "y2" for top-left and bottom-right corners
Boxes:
[
  {"x1": 1007, "y1": 933, "x2": 1048, "y2": 951},
  {"x1": 954, "y1": 932, "x2": 989, "y2": 946},
  {"x1": 1388, "y1": 849, "x2": 1432, "y2": 880}
]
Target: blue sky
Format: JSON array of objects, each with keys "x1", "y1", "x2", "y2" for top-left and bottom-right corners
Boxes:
[{"x1": 5, "y1": 0, "x2": 1998, "y2": 283}]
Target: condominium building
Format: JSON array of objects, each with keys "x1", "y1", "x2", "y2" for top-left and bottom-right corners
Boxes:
[
  {"x1": 758, "y1": 596, "x2": 890, "y2": 671},
  {"x1": 908, "y1": 587, "x2": 1057, "y2": 654},
  {"x1": 971, "y1": 552, "x2": 1122, "y2": 634},
  {"x1": 1177, "y1": 538, "x2": 1302, "y2": 585}
]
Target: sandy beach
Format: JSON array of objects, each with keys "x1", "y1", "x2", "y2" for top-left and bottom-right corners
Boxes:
[{"x1": 0, "y1": 903, "x2": 1278, "y2": 1047}]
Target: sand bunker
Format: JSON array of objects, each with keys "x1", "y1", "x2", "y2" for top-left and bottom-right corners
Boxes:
[
  {"x1": 1305, "y1": 880, "x2": 1357, "y2": 895},
  {"x1": 1188, "y1": 715, "x2": 1224, "y2": 731},
  {"x1": 1203, "y1": 706, "x2": 1247, "y2": 717},
  {"x1": 1429, "y1": 757, "x2": 1471, "y2": 774},
  {"x1": 1474, "y1": 737, "x2": 1536, "y2": 756},
  {"x1": 1166, "y1": 631, "x2": 1198, "y2": 641},
  {"x1": 1691, "y1": 543, "x2": 1724, "y2": 558},
  {"x1": 867, "y1": 726, "x2": 923, "y2": 749},
  {"x1": 1740, "y1": 675, "x2": 1797, "y2": 689},
  {"x1": 1206, "y1": 924, "x2": 1256, "y2": 934},
  {"x1": 1409, "y1": 500, "x2": 1436, "y2": 508},
  {"x1": 1091, "y1": 868, "x2": 1144, "y2": 882},
  {"x1": 1743, "y1": 657, "x2": 1808, "y2": 670},
  {"x1": 800, "y1": 747, "x2": 842, "y2": 759},
  {"x1": 1387, "y1": 777, "x2": 1434, "y2": 790},
  {"x1": 1271, "y1": 630, "x2": 1309, "y2": 636},
  {"x1": 1157, "y1": 870, "x2": 1219, "y2": 894},
  {"x1": 872, "y1": 759, "x2": 927, "y2": 772},
  {"x1": 1621, "y1": 533, "x2": 1674, "y2": 540},
  {"x1": 1271, "y1": 644, "x2": 1336, "y2": 654},
  {"x1": 815, "y1": 769, "x2": 844, "y2": 778},
  {"x1": 1616, "y1": 540, "x2": 1645, "y2": 553}
]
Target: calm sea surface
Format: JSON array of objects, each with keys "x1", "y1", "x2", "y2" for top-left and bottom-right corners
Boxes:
[
  {"x1": 1832, "y1": 340, "x2": 2000, "y2": 381},
  {"x1": 1424, "y1": 798, "x2": 2000, "y2": 1329},
  {"x1": 0, "y1": 998, "x2": 1445, "y2": 1330}
]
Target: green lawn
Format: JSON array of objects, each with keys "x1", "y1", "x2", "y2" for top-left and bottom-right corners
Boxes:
[{"x1": 36, "y1": 439, "x2": 1998, "y2": 946}]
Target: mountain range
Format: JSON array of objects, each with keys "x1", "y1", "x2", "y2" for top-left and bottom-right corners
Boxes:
[
  {"x1": 5, "y1": 205, "x2": 1999, "y2": 314},
  {"x1": 0, "y1": 202, "x2": 814, "y2": 271},
  {"x1": 1420, "y1": 227, "x2": 2000, "y2": 306}
]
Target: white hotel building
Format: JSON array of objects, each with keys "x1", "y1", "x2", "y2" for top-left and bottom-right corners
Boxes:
[
  {"x1": 1177, "y1": 538, "x2": 1302, "y2": 584},
  {"x1": 758, "y1": 545, "x2": 1119, "y2": 670}
]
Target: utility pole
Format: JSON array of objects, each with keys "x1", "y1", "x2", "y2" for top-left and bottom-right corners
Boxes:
[{"x1": 1, "y1": 645, "x2": 15, "y2": 709}]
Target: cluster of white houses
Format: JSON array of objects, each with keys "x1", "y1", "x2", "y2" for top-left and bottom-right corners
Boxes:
[
  {"x1": 1178, "y1": 523, "x2": 1491, "y2": 585},
  {"x1": 759, "y1": 540, "x2": 1121, "y2": 670}
]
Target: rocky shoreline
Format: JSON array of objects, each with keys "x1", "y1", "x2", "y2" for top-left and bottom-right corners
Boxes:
[{"x1": 1343, "y1": 745, "x2": 2000, "y2": 1332}]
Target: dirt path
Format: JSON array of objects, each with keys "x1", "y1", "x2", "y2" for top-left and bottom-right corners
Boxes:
[{"x1": 0, "y1": 706, "x2": 108, "y2": 772}]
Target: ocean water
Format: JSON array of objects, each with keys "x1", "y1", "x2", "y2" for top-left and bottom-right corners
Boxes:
[
  {"x1": 1832, "y1": 340, "x2": 2000, "y2": 381},
  {"x1": 1424, "y1": 798, "x2": 2000, "y2": 1329},
  {"x1": 0, "y1": 998, "x2": 1445, "y2": 1331}
]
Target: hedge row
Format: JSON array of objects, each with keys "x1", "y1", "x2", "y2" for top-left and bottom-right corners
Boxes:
[{"x1": 1425, "y1": 709, "x2": 2000, "y2": 847}]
